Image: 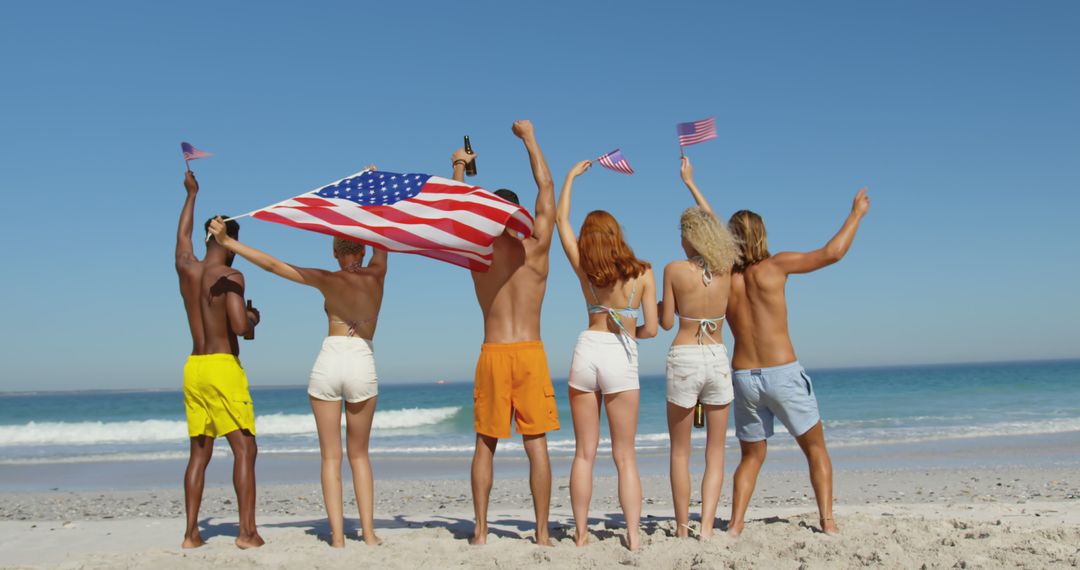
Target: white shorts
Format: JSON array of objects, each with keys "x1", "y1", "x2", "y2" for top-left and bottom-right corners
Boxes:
[
  {"x1": 567, "y1": 331, "x2": 639, "y2": 395},
  {"x1": 666, "y1": 344, "x2": 734, "y2": 408},
  {"x1": 308, "y1": 336, "x2": 378, "y2": 403}
]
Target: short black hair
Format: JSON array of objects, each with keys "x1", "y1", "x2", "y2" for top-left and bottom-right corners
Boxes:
[
  {"x1": 205, "y1": 216, "x2": 240, "y2": 244},
  {"x1": 494, "y1": 188, "x2": 519, "y2": 205}
]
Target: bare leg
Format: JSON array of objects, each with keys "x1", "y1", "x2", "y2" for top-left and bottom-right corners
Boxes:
[
  {"x1": 605, "y1": 390, "x2": 642, "y2": 551},
  {"x1": 310, "y1": 397, "x2": 345, "y2": 547},
  {"x1": 795, "y1": 422, "x2": 838, "y2": 535},
  {"x1": 522, "y1": 433, "x2": 552, "y2": 546},
  {"x1": 182, "y1": 435, "x2": 214, "y2": 548},
  {"x1": 666, "y1": 402, "x2": 693, "y2": 538},
  {"x1": 699, "y1": 404, "x2": 730, "y2": 540},
  {"x1": 223, "y1": 429, "x2": 263, "y2": 548},
  {"x1": 728, "y1": 439, "x2": 767, "y2": 537},
  {"x1": 568, "y1": 388, "x2": 602, "y2": 547},
  {"x1": 470, "y1": 434, "x2": 498, "y2": 545},
  {"x1": 345, "y1": 397, "x2": 380, "y2": 545}
]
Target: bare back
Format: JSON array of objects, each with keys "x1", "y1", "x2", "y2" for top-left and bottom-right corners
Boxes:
[
  {"x1": 200, "y1": 263, "x2": 247, "y2": 356},
  {"x1": 320, "y1": 269, "x2": 386, "y2": 340},
  {"x1": 665, "y1": 260, "x2": 732, "y2": 346},
  {"x1": 177, "y1": 261, "x2": 206, "y2": 355},
  {"x1": 726, "y1": 259, "x2": 796, "y2": 370},
  {"x1": 471, "y1": 234, "x2": 550, "y2": 343}
]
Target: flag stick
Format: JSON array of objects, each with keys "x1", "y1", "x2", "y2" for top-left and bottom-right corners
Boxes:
[{"x1": 679, "y1": 145, "x2": 685, "y2": 158}]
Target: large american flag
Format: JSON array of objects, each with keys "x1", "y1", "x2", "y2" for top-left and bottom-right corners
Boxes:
[
  {"x1": 676, "y1": 117, "x2": 718, "y2": 147},
  {"x1": 245, "y1": 170, "x2": 534, "y2": 271}
]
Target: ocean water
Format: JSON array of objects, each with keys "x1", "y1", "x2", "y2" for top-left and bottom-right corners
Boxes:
[{"x1": 1, "y1": 360, "x2": 1078, "y2": 466}]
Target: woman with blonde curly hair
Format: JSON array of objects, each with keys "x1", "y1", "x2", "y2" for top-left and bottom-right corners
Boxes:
[
  {"x1": 555, "y1": 159, "x2": 658, "y2": 551},
  {"x1": 659, "y1": 156, "x2": 739, "y2": 540}
]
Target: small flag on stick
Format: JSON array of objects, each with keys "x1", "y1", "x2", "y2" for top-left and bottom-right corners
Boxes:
[
  {"x1": 181, "y1": 142, "x2": 212, "y2": 162},
  {"x1": 597, "y1": 149, "x2": 634, "y2": 175},
  {"x1": 676, "y1": 117, "x2": 717, "y2": 147}
]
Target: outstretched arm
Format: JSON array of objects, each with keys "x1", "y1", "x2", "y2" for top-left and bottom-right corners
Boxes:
[
  {"x1": 636, "y1": 269, "x2": 659, "y2": 339},
  {"x1": 772, "y1": 188, "x2": 870, "y2": 275},
  {"x1": 512, "y1": 120, "x2": 555, "y2": 247},
  {"x1": 556, "y1": 160, "x2": 592, "y2": 272},
  {"x1": 175, "y1": 171, "x2": 199, "y2": 268},
  {"x1": 680, "y1": 156, "x2": 714, "y2": 215},
  {"x1": 366, "y1": 247, "x2": 388, "y2": 277},
  {"x1": 208, "y1": 217, "x2": 330, "y2": 287}
]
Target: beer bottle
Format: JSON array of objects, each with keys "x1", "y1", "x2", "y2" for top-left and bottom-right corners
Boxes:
[
  {"x1": 464, "y1": 135, "x2": 477, "y2": 177},
  {"x1": 244, "y1": 300, "x2": 255, "y2": 340},
  {"x1": 694, "y1": 402, "x2": 705, "y2": 428}
]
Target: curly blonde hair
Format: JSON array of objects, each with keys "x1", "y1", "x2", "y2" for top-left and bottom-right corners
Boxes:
[{"x1": 680, "y1": 207, "x2": 737, "y2": 274}]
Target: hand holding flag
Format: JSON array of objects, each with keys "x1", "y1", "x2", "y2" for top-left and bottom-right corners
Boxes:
[{"x1": 596, "y1": 149, "x2": 634, "y2": 175}]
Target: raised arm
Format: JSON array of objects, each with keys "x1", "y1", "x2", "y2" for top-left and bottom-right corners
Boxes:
[
  {"x1": 772, "y1": 188, "x2": 870, "y2": 275},
  {"x1": 450, "y1": 148, "x2": 474, "y2": 183},
  {"x1": 635, "y1": 268, "x2": 659, "y2": 339},
  {"x1": 175, "y1": 171, "x2": 199, "y2": 268},
  {"x1": 680, "y1": 156, "x2": 714, "y2": 215},
  {"x1": 366, "y1": 247, "x2": 388, "y2": 277},
  {"x1": 556, "y1": 160, "x2": 592, "y2": 272},
  {"x1": 208, "y1": 217, "x2": 331, "y2": 287},
  {"x1": 659, "y1": 262, "x2": 678, "y2": 330},
  {"x1": 512, "y1": 120, "x2": 555, "y2": 247}
]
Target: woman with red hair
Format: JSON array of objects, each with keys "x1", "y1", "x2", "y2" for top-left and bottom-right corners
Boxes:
[{"x1": 555, "y1": 159, "x2": 658, "y2": 551}]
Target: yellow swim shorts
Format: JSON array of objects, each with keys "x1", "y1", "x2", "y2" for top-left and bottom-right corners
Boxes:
[{"x1": 183, "y1": 354, "x2": 256, "y2": 438}]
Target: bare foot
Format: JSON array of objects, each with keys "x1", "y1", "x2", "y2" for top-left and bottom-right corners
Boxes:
[
  {"x1": 699, "y1": 527, "x2": 714, "y2": 541},
  {"x1": 676, "y1": 522, "x2": 695, "y2": 539},
  {"x1": 727, "y1": 521, "x2": 744, "y2": 538},
  {"x1": 534, "y1": 531, "x2": 553, "y2": 547},
  {"x1": 329, "y1": 535, "x2": 345, "y2": 548},
  {"x1": 362, "y1": 533, "x2": 382, "y2": 546},
  {"x1": 469, "y1": 531, "x2": 487, "y2": 546},
  {"x1": 821, "y1": 517, "x2": 840, "y2": 536},
  {"x1": 626, "y1": 526, "x2": 641, "y2": 552},
  {"x1": 181, "y1": 534, "x2": 205, "y2": 549},
  {"x1": 574, "y1": 530, "x2": 589, "y2": 547},
  {"x1": 235, "y1": 532, "x2": 265, "y2": 549}
]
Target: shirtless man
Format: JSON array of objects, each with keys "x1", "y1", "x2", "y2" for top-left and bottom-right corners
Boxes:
[
  {"x1": 176, "y1": 185, "x2": 264, "y2": 548},
  {"x1": 451, "y1": 120, "x2": 559, "y2": 546},
  {"x1": 725, "y1": 188, "x2": 870, "y2": 537}
]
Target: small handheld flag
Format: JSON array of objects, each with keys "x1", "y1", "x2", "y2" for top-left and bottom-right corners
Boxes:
[
  {"x1": 181, "y1": 142, "x2": 212, "y2": 163},
  {"x1": 597, "y1": 149, "x2": 634, "y2": 175},
  {"x1": 676, "y1": 117, "x2": 717, "y2": 148}
]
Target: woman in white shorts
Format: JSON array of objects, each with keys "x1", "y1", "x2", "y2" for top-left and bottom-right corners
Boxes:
[
  {"x1": 658, "y1": 156, "x2": 739, "y2": 540},
  {"x1": 211, "y1": 200, "x2": 386, "y2": 548},
  {"x1": 555, "y1": 160, "x2": 658, "y2": 551}
]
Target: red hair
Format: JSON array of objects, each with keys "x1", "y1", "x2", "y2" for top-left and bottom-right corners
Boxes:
[{"x1": 578, "y1": 210, "x2": 649, "y2": 288}]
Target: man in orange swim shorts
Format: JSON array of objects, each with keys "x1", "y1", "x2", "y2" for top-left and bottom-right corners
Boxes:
[{"x1": 452, "y1": 119, "x2": 559, "y2": 546}]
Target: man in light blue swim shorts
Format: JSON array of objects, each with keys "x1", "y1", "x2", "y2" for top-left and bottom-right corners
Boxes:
[{"x1": 724, "y1": 189, "x2": 870, "y2": 537}]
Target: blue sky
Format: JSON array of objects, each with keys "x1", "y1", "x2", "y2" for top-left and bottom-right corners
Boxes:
[{"x1": 1, "y1": 1, "x2": 1077, "y2": 391}]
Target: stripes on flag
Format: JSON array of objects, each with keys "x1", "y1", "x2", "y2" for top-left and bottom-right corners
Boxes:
[
  {"x1": 597, "y1": 148, "x2": 634, "y2": 175},
  {"x1": 181, "y1": 142, "x2": 212, "y2": 161},
  {"x1": 245, "y1": 170, "x2": 534, "y2": 272},
  {"x1": 676, "y1": 117, "x2": 718, "y2": 147}
]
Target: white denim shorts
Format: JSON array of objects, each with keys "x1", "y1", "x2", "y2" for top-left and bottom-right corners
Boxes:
[
  {"x1": 308, "y1": 336, "x2": 378, "y2": 403},
  {"x1": 567, "y1": 331, "x2": 639, "y2": 395},
  {"x1": 665, "y1": 344, "x2": 734, "y2": 408}
]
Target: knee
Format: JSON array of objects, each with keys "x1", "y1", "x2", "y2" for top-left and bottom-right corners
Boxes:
[
  {"x1": 575, "y1": 445, "x2": 598, "y2": 464},
  {"x1": 323, "y1": 447, "x2": 343, "y2": 463},
  {"x1": 611, "y1": 447, "x2": 636, "y2": 470},
  {"x1": 347, "y1": 446, "x2": 369, "y2": 462}
]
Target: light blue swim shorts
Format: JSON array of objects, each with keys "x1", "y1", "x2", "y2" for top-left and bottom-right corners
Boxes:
[{"x1": 732, "y1": 361, "x2": 820, "y2": 442}]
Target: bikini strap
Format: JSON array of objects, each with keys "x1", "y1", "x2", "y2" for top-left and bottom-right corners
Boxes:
[{"x1": 692, "y1": 256, "x2": 713, "y2": 286}]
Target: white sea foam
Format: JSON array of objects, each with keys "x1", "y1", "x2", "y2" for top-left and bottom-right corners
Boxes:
[{"x1": 0, "y1": 406, "x2": 462, "y2": 447}]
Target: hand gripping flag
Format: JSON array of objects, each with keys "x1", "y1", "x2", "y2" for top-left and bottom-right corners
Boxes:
[
  {"x1": 242, "y1": 170, "x2": 534, "y2": 271},
  {"x1": 597, "y1": 149, "x2": 634, "y2": 175},
  {"x1": 676, "y1": 117, "x2": 718, "y2": 147},
  {"x1": 181, "y1": 142, "x2": 212, "y2": 161}
]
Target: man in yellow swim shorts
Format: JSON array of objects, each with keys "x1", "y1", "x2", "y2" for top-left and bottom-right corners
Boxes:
[
  {"x1": 175, "y1": 174, "x2": 264, "y2": 551},
  {"x1": 454, "y1": 120, "x2": 560, "y2": 547}
]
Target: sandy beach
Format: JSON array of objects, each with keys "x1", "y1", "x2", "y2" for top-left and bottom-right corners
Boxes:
[{"x1": 3, "y1": 464, "x2": 1078, "y2": 569}]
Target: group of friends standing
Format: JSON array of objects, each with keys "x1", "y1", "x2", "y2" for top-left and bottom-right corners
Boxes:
[{"x1": 174, "y1": 120, "x2": 870, "y2": 551}]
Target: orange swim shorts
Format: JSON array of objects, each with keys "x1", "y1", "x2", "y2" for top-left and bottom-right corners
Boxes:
[{"x1": 473, "y1": 341, "x2": 560, "y2": 439}]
